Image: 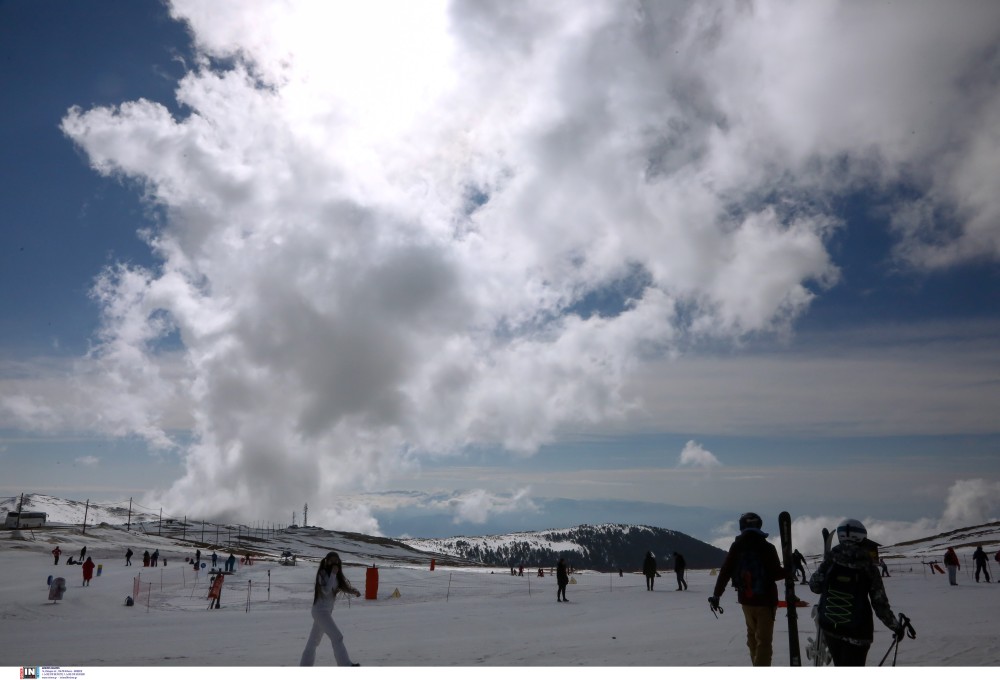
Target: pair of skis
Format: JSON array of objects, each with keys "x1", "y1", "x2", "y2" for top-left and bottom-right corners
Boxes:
[
  {"x1": 777, "y1": 511, "x2": 802, "y2": 666},
  {"x1": 779, "y1": 513, "x2": 834, "y2": 667}
]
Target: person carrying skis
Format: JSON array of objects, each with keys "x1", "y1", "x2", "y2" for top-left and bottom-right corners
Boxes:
[
  {"x1": 642, "y1": 551, "x2": 657, "y2": 591},
  {"x1": 299, "y1": 551, "x2": 361, "y2": 667},
  {"x1": 52, "y1": 546, "x2": 61, "y2": 565},
  {"x1": 81, "y1": 557, "x2": 95, "y2": 586},
  {"x1": 708, "y1": 512, "x2": 784, "y2": 666},
  {"x1": 793, "y1": 549, "x2": 808, "y2": 584},
  {"x1": 809, "y1": 519, "x2": 904, "y2": 666},
  {"x1": 556, "y1": 557, "x2": 570, "y2": 602},
  {"x1": 972, "y1": 545, "x2": 991, "y2": 583},
  {"x1": 673, "y1": 552, "x2": 688, "y2": 591},
  {"x1": 943, "y1": 547, "x2": 960, "y2": 585}
]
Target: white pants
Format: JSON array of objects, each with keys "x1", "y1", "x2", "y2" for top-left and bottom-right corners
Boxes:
[{"x1": 300, "y1": 607, "x2": 353, "y2": 666}]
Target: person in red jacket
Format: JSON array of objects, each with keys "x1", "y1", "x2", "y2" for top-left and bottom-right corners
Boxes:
[
  {"x1": 943, "y1": 547, "x2": 960, "y2": 586},
  {"x1": 52, "y1": 546, "x2": 62, "y2": 565},
  {"x1": 82, "y1": 557, "x2": 95, "y2": 586}
]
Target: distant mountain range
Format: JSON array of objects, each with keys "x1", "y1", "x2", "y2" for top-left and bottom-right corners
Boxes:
[
  {"x1": 406, "y1": 524, "x2": 728, "y2": 571},
  {"x1": 5, "y1": 494, "x2": 997, "y2": 571}
]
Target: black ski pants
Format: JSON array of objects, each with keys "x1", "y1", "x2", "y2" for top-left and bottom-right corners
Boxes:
[
  {"x1": 675, "y1": 569, "x2": 687, "y2": 590},
  {"x1": 975, "y1": 563, "x2": 990, "y2": 582},
  {"x1": 825, "y1": 635, "x2": 870, "y2": 666},
  {"x1": 645, "y1": 575, "x2": 654, "y2": 590}
]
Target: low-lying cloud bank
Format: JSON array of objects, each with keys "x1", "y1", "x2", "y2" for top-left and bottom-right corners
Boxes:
[{"x1": 712, "y1": 479, "x2": 1000, "y2": 555}]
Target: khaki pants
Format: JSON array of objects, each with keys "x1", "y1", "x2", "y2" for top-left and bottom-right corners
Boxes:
[{"x1": 741, "y1": 604, "x2": 777, "y2": 666}]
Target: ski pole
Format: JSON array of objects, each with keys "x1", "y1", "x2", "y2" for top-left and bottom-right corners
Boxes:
[
  {"x1": 707, "y1": 596, "x2": 724, "y2": 618},
  {"x1": 878, "y1": 613, "x2": 915, "y2": 667}
]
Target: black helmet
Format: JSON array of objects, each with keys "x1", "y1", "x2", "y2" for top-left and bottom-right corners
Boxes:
[{"x1": 739, "y1": 512, "x2": 763, "y2": 531}]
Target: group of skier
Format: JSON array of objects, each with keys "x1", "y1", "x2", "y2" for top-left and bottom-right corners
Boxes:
[
  {"x1": 708, "y1": 512, "x2": 912, "y2": 667},
  {"x1": 49, "y1": 545, "x2": 96, "y2": 586},
  {"x1": 944, "y1": 544, "x2": 997, "y2": 585}
]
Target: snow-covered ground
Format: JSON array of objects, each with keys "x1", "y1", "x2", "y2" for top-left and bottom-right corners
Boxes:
[{"x1": 3, "y1": 511, "x2": 999, "y2": 671}]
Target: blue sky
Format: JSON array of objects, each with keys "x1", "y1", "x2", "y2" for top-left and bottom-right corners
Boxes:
[{"x1": 2, "y1": 1, "x2": 999, "y2": 546}]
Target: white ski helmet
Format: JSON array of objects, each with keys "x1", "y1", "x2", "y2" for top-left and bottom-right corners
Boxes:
[{"x1": 837, "y1": 518, "x2": 867, "y2": 544}]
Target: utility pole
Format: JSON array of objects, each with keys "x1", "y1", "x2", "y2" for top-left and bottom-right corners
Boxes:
[
  {"x1": 14, "y1": 493, "x2": 25, "y2": 529},
  {"x1": 82, "y1": 499, "x2": 89, "y2": 535},
  {"x1": 303, "y1": 503, "x2": 308, "y2": 527},
  {"x1": 126, "y1": 497, "x2": 132, "y2": 532},
  {"x1": 158, "y1": 508, "x2": 162, "y2": 536}
]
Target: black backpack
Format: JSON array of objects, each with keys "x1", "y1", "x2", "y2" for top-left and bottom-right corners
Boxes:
[
  {"x1": 736, "y1": 548, "x2": 770, "y2": 600},
  {"x1": 817, "y1": 562, "x2": 873, "y2": 639},
  {"x1": 125, "y1": 596, "x2": 134, "y2": 607}
]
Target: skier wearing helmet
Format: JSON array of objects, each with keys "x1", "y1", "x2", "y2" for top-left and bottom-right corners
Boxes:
[
  {"x1": 809, "y1": 519, "x2": 904, "y2": 666},
  {"x1": 708, "y1": 512, "x2": 785, "y2": 666}
]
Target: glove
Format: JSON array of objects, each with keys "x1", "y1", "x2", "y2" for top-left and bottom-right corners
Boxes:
[
  {"x1": 708, "y1": 596, "x2": 720, "y2": 608},
  {"x1": 891, "y1": 623, "x2": 905, "y2": 641}
]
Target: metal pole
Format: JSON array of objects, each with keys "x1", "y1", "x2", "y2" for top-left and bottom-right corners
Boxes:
[
  {"x1": 82, "y1": 499, "x2": 89, "y2": 535},
  {"x1": 126, "y1": 497, "x2": 132, "y2": 532},
  {"x1": 183, "y1": 515, "x2": 186, "y2": 541},
  {"x1": 159, "y1": 508, "x2": 162, "y2": 536},
  {"x1": 201, "y1": 520, "x2": 205, "y2": 544}
]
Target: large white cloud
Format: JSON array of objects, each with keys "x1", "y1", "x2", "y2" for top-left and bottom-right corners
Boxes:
[{"x1": 7, "y1": 1, "x2": 997, "y2": 527}]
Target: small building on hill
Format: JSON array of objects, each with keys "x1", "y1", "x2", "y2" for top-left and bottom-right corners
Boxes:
[{"x1": 4, "y1": 511, "x2": 47, "y2": 529}]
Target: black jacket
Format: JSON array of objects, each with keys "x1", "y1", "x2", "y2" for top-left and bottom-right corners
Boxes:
[{"x1": 712, "y1": 529, "x2": 783, "y2": 607}]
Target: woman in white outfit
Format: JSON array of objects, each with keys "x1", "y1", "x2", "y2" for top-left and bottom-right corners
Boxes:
[{"x1": 299, "y1": 551, "x2": 361, "y2": 666}]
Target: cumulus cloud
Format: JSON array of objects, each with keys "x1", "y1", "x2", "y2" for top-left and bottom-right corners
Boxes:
[
  {"x1": 677, "y1": 440, "x2": 721, "y2": 469},
  {"x1": 3, "y1": 1, "x2": 994, "y2": 526},
  {"x1": 442, "y1": 488, "x2": 539, "y2": 525}
]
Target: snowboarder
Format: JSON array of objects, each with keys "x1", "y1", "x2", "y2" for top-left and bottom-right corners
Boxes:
[
  {"x1": 299, "y1": 551, "x2": 361, "y2": 667},
  {"x1": 142, "y1": 550, "x2": 150, "y2": 567},
  {"x1": 643, "y1": 551, "x2": 657, "y2": 591},
  {"x1": 52, "y1": 546, "x2": 61, "y2": 565},
  {"x1": 81, "y1": 557, "x2": 95, "y2": 586},
  {"x1": 226, "y1": 553, "x2": 236, "y2": 572},
  {"x1": 972, "y1": 545, "x2": 991, "y2": 583},
  {"x1": 79, "y1": 546, "x2": 87, "y2": 562},
  {"x1": 556, "y1": 557, "x2": 569, "y2": 602},
  {"x1": 793, "y1": 549, "x2": 808, "y2": 583},
  {"x1": 943, "y1": 547, "x2": 960, "y2": 585},
  {"x1": 708, "y1": 512, "x2": 784, "y2": 667},
  {"x1": 808, "y1": 519, "x2": 904, "y2": 666},
  {"x1": 125, "y1": 548, "x2": 133, "y2": 566},
  {"x1": 673, "y1": 552, "x2": 687, "y2": 591}
]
